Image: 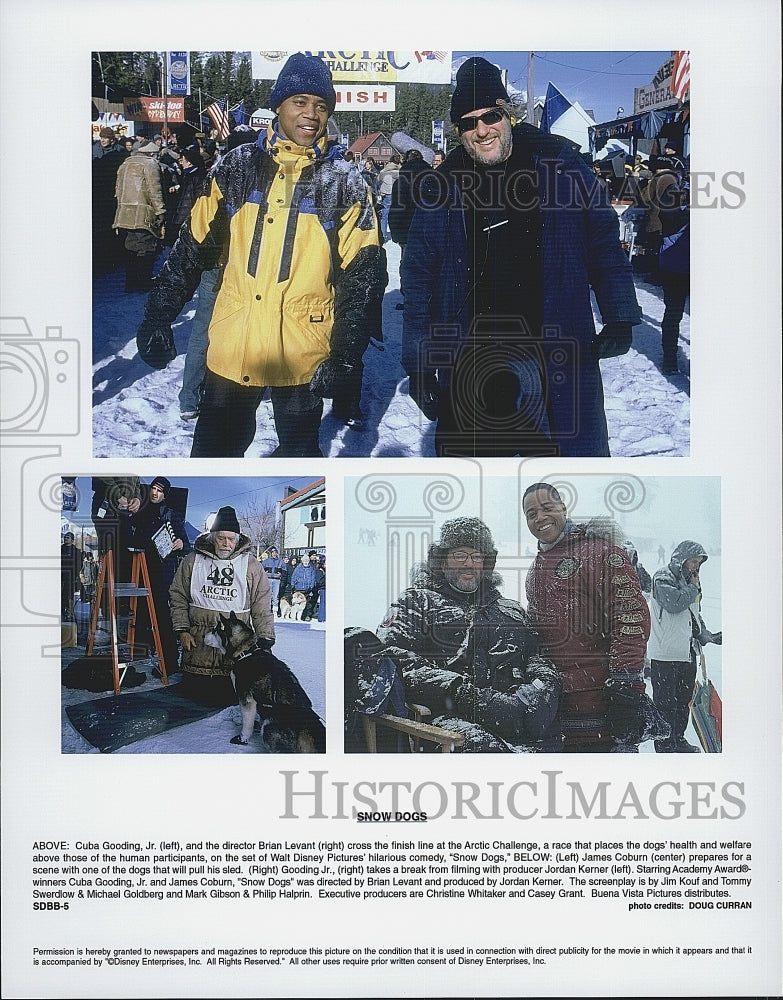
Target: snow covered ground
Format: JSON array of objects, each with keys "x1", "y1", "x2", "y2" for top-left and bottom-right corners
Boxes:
[
  {"x1": 92, "y1": 241, "x2": 689, "y2": 458},
  {"x1": 61, "y1": 620, "x2": 325, "y2": 754}
]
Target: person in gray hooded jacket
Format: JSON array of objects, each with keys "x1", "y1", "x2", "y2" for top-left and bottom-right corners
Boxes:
[{"x1": 648, "y1": 540, "x2": 722, "y2": 752}]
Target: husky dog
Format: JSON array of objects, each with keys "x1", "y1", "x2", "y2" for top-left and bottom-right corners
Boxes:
[
  {"x1": 207, "y1": 612, "x2": 325, "y2": 753},
  {"x1": 279, "y1": 590, "x2": 307, "y2": 620}
]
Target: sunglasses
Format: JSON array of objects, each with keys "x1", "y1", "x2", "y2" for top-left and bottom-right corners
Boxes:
[{"x1": 456, "y1": 107, "x2": 507, "y2": 134}]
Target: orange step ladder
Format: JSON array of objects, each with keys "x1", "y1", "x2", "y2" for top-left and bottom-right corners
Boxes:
[{"x1": 86, "y1": 549, "x2": 168, "y2": 696}]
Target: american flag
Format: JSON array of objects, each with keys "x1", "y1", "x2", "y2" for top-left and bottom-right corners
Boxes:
[
  {"x1": 203, "y1": 97, "x2": 232, "y2": 139},
  {"x1": 415, "y1": 50, "x2": 448, "y2": 63},
  {"x1": 671, "y1": 51, "x2": 690, "y2": 103}
]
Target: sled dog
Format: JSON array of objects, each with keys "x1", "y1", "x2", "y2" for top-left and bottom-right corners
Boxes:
[
  {"x1": 207, "y1": 612, "x2": 325, "y2": 752},
  {"x1": 279, "y1": 590, "x2": 307, "y2": 620}
]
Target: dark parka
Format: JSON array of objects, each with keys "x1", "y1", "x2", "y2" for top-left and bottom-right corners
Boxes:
[
  {"x1": 376, "y1": 567, "x2": 562, "y2": 750},
  {"x1": 401, "y1": 125, "x2": 642, "y2": 456},
  {"x1": 388, "y1": 157, "x2": 435, "y2": 245},
  {"x1": 131, "y1": 489, "x2": 191, "y2": 590}
]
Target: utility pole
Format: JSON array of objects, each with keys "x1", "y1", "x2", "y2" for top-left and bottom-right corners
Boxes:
[
  {"x1": 527, "y1": 51, "x2": 535, "y2": 125},
  {"x1": 161, "y1": 52, "x2": 170, "y2": 144}
]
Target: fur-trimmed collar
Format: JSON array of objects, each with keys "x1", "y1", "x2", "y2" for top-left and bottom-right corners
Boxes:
[{"x1": 539, "y1": 517, "x2": 626, "y2": 552}]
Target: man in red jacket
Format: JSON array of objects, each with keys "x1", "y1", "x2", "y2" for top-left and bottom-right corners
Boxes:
[{"x1": 523, "y1": 482, "x2": 653, "y2": 752}]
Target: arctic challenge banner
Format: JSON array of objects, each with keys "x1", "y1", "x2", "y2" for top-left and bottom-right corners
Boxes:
[{"x1": 251, "y1": 50, "x2": 452, "y2": 84}]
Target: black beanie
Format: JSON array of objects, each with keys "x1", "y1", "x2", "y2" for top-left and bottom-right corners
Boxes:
[
  {"x1": 150, "y1": 476, "x2": 171, "y2": 496},
  {"x1": 450, "y1": 57, "x2": 510, "y2": 123},
  {"x1": 211, "y1": 506, "x2": 241, "y2": 534},
  {"x1": 225, "y1": 125, "x2": 259, "y2": 151},
  {"x1": 269, "y1": 53, "x2": 336, "y2": 114},
  {"x1": 180, "y1": 143, "x2": 204, "y2": 170},
  {"x1": 652, "y1": 154, "x2": 677, "y2": 171}
]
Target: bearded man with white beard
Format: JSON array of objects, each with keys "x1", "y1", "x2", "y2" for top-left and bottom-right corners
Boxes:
[
  {"x1": 375, "y1": 517, "x2": 561, "y2": 751},
  {"x1": 169, "y1": 505, "x2": 273, "y2": 705}
]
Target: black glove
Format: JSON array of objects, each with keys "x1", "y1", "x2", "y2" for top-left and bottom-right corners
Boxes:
[
  {"x1": 309, "y1": 357, "x2": 357, "y2": 398},
  {"x1": 594, "y1": 322, "x2": 633, "y2": 359},
  {"x1": 512, "y1": 675, "x2": 561, "y2": 740},
  {"x1": 408, "y1": 372, "x2": 440, "y2": 420},
  {"x1": 454, "y1": 675, "x2": 559, "y2": 744},
  {"x1": 605, "y1": 677, "x2": 670, "y2": 746},
  {"x1": 137, "y1": 318, "x2": 176, "y2": 370},
  {"x1": 255, "y1": 636, "x2": 275, "y2": 652}
]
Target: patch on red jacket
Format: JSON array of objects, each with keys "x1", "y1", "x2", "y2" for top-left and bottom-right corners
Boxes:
[
  {"x1": 555, "y1": 557, "x2": 579, "y2": 579},
  {"x1": 607, "y1": 552, "x2": 625, "y2": 567}
]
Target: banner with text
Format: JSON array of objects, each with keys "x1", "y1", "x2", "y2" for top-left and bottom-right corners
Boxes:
[
  {"x1": 334, "y1": 85, "x2": 396, "y2": 111},
  {"x1": 123, "y1": 96, "x2": 185, "y2": 123},
  {"x1": 252, "y1": 50, "x2": 451, "y2": 84},
  {"x1": 167, "y1": 51, "x2": 190, "y2": 96}
]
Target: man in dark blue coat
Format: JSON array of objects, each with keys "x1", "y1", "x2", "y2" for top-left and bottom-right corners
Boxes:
[{"x1": 402, "y1": 57, "x2": 642, "y2": 457}]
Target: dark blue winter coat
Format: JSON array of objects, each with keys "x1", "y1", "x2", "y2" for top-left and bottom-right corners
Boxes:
[
  {"x1": 401, "y1": 125, "x2": 642, "y2": 457},
  {"x1": 658, "y1": 207, "x2": 689, "y2": 275},
  {"x1": 291, "y1": 562, "x2": 317, "y2": 593}
]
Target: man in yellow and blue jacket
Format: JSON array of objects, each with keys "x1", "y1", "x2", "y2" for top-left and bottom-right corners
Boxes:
[{"x1": 138, "y1": 53, "x2": 387, "y2": 457}]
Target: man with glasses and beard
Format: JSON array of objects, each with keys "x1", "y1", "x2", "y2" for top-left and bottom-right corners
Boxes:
[
  {"x1": 374, "y1": 517, "x2": 561, "y2": 751},
  {"x1": 402, "y1": 57, "x2": 641, "y2": 458}
]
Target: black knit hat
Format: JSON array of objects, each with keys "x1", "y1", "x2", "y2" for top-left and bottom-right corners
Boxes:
[
  {"x1": 450, "y1": 57, "x2": 510, "y2": 123},
  {"x1": 652, "y1": 154, "x2": 677, "y2": 171},
  {"x1": 225, "y1": 125, "x2": 258, "y2": 151},
  {"x1": 269, "y1": 53, "x2": 336, "y2": 114},
  {"x1": 179, "y1": 143, "x2": 203, "y2": 169},
  {"x1": 150, "y1": 476, "x2": 171, "y2": 496},
  {"x1": 211, "y1": 506, "x2": 241, "y2": 534}
]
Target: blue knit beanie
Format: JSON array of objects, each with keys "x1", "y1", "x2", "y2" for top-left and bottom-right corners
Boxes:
[{"x1": 269, "y1": 53, "x2": 336, "y2": 113}]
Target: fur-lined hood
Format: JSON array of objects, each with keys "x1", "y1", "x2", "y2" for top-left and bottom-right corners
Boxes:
[
  {"x1": 572, "y1": 517, "x2": 627, "y2": 546},
  {"x1": 539, "y1": 516, "x2": 626, "y2": 552}
]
